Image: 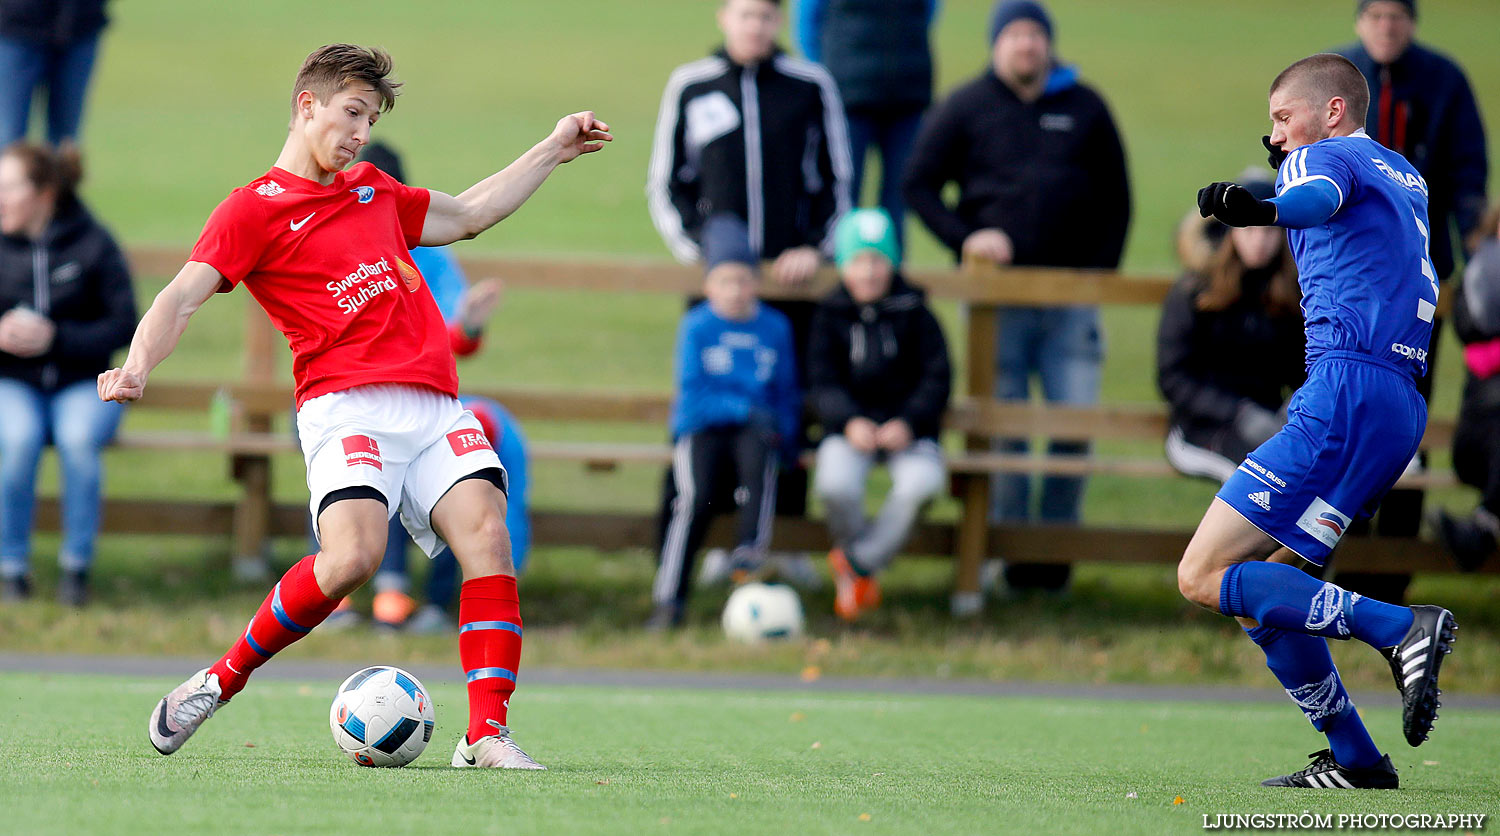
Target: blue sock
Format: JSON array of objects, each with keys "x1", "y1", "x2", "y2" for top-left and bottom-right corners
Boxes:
[
  {"x1": 1245, "y1": 625, "x2": 1384, "y2": 769},
  {"x1": 1220, "y1": 561, "x2": 1414, "y2": 648}
]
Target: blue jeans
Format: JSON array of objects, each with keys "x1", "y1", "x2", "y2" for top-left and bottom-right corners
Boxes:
[
  {"x1": 990, "y1": 305, "x2": 1103, "y2": 524},
  {"x1": 0, "y1": 377, "x2": 124, "y2": 576},
  {"x1": 846, "y1": 105, "x2": 923, "y2": 251},
  {"x1": 0, "y1": 33, "x2": 101, "y2": 145}
]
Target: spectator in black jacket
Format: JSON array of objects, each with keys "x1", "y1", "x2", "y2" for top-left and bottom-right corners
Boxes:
[
  {"x1": 1157, "y1": 178, "x2": 1305, "y2": 483},
  {"x1": 1431, "y1": 209, "x2": 1500, "y2": 571},
  {"x1": 796, "y1": 0, "x2": 936, "y2": 250},
  {"x1": 903, "y1": 0, "x2": 1129, "y2": 592},
  {"x1": 0, "y1": 0, "x2": 110, "y2": 145},
  {"x1": 0, "y1": 142, "x2": 134, "y2": 605},
  {"x1": 810, "y1": 209, "x2": 950, "y2": 621}
]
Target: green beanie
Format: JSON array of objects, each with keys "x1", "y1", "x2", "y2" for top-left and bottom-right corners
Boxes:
[{"x1": 834, "y1": 208, "x2": 901, "y2": 270}]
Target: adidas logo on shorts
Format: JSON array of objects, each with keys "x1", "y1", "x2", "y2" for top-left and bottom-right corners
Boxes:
[{"x1": 1249, "y1": 491, "x2": 1272, "y2": 511}]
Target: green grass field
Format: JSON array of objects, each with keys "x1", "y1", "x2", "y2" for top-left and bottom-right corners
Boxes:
[
  {"x1": 6, "y1": 3, "x2": 1500, "y2": 831},
  {"x1": 4, "y1": 672, "x2": 1497, "y2": 836}
]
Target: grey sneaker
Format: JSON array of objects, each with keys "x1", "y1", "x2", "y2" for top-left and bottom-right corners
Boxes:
[
  {"x1": 695, "y1": 548, "x2": 732, "y2": 587},
  {"x1": 148, "y1": 668, "x2": 226, "y2": 755},
  {"x1": 405, "y1": 604, "x2": 454, "y2": 635},
  {"x1": 451, "y1": 720, "x2": 546, "y2": 769}
]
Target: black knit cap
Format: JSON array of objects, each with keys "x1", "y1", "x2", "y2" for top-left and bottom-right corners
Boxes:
[{"x1": 1357, "y1": 0, "x2": 1415, "y2": 18}]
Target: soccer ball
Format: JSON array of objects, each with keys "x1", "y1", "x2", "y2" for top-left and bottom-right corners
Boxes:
[
  {"x1": 329, "y1": 666, "x2": 435, "y2": 767},
  {"x1": 722, "y1": 582, "x2": 805, "y2": 643}
]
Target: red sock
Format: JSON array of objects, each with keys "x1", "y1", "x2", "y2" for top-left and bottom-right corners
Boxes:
[
  {"x1": 209, "y1": 555, "x2": 340, "y2": 700},
  {"x1": 458, "y1": 573, "x2": 523, "y2": 742}
]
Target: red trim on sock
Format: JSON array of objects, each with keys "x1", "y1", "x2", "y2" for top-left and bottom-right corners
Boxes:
[
  {"x1": 210, "y1": 555, "x2": 339, "y2": 700},
  {"x1": 460, "y1": 574, "x2": 522, "y2": 741}
]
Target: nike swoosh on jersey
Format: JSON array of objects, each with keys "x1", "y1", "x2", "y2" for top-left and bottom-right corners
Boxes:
[{"x1": 290, "y1": 212, "x2": 316, "y2": 231}]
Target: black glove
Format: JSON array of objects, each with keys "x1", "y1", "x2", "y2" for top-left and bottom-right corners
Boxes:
[
  {"x1": 1197, "y1": 181, "x2": 1277, "y2": 227},
  {"x1": 1262, "y1": 135, "x2": 1287, "y2": 171}
]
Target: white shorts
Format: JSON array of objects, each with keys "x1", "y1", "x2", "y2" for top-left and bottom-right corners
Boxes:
[{"x1": 296, "y1": 383, "x2": 505, "y2": 558}]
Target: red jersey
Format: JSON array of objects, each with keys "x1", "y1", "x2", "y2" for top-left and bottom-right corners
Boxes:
[{"x1": 189, "y1": 162, "x2": 459, "y2": 407}]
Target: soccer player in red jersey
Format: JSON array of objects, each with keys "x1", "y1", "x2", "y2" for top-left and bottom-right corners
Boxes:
[{"x1": 99, "y1": 44, "x2": 610, "y2": 769}]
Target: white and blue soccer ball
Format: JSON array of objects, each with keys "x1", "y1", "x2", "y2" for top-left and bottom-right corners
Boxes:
[
  {"x1": 330, "y1": 666, "x2": 435, "y2": 767},
  {"x1": 722, "y1": 582, "x2": 805, "y2": 643}
]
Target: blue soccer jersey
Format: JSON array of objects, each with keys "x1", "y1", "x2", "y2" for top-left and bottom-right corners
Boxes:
[{"x1": 1275, "y1": 128, "x2": 1437, "y2": 378}]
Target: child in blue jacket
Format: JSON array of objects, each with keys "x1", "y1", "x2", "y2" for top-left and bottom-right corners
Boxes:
[{"x1": 650, "y1": 215, "x2": 800, "y2": 629}]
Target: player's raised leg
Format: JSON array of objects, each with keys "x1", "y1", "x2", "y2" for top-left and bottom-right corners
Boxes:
[
  {"x1": 430, "y1": 474, "x2": 544, "y2": 770},
  {"x1": 1178, "y1": 501, "x2": 1396, "y2": 787},
  {"x1": 149, "y1": 494, "x2": 387, "y2": 755}
]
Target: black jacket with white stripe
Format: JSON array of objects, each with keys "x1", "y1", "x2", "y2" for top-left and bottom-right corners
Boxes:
[{"x1": 647, "y1": 47, "x2": 852, "y2": 264}]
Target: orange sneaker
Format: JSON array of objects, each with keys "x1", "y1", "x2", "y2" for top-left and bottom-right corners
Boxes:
[
  {"x1": 828, "y1": 548, "x2": 881, "y2": 621},
  {"x1": 372, "y1": 590, "x2": 417, "y2": 628}
]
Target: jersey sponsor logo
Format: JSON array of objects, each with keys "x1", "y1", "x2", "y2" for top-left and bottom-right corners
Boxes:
[
  {"x1": 1239, "y1": 457, "x2": 1288, "y2": 489},
  {"x1": 1371, "y1": 158, "x2": 1429, "y2": 195},
  {"x1": 254, "y1": 180, "x2": 285, "y2": 197},
  {"x1": 447, "y1": 428, "x2": 494, "y2": 456},
  {"x1": 350, "y1": 185, "x2": 375, "y2": 204},
  {"x1": 1296, "y1": 497, "x2": 1352, "y2": 549},
  {"x1": 328, "y1": 258, "x2": 400, "y2": 315},
  {"x1": 341, "y1": 434, "x2": 383, "y2": 470},
  {"x1": 290, "y1": 212, "x2": 316, "y2": 231},
  {"x1": 1391, "y1": 342, "x2": 1428, "y2": 363},
  {"x1": 50, "y1": 262, "x2": 81, "y2": 284},
  {"x1": 1248, "y1": 491, "x2": 1271, "y2": 511},
  {"x1": 396, "y1": 257, "x2": 423, "y2": 292}
]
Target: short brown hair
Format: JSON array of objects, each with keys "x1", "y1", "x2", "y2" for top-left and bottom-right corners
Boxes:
[
  {"x1": 2, "y1": 141, "x2": 83, "y2": 206},
  {"x1": 1195, "y1": 229, "x2": 1300, "y2": 318},
  {"x1": 290, "y1": 44, "x2": 401, "y2": 119},
  {"x1": 1270, "y1": 53, "x2": 1370, "y2": 123}
]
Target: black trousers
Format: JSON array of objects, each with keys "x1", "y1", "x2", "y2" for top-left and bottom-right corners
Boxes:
[{"x1": 651, "y1": 424, "x2": 780, "y2": 609}]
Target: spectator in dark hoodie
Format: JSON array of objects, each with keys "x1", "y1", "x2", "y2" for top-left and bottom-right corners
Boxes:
[
  {"x1": 0, "y1": 141, "x2": 134, "y2": 604},
  {"x1": 649, "y1": 214, "x2": 801, "y2": 630},
  {"x1": 1157, "y1": 177, "x2": 1306, "y2": 484},
  {"x1": 903, "y1": 0, "x2": 1130, "y2": 592},
  {"x1": 811, "y1": 209, "x2": 950, "y2": 621}
]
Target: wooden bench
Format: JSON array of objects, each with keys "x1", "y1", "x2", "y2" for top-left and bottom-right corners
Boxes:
[{"x1": 33, "y1": 249, "x2": 1482, "y2": 608}]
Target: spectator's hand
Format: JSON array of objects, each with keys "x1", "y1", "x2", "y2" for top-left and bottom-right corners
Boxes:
[
  {"x1": 0, "y1": 308, "x2": 54, "y2": 358},
  {"x1": 1197, "y1": 182, "x2": 1276, "y2": 228},
  {"x1": 772, "y1": 246, "x2": 821, "y2": 285},
  {"x1": 1262, "y1": 135, "x2": 1288, "y2": 171},
  {"x1": 845, "y1": 417, "x2": 879, "y2": 453},
  {"x1": 1233, "y1": 401, "x2": 1284, "y2": 447},
  {"x1": 547, "y1": 111, "x2": 612, "y2": 164},
  {"x1": 97, "y1": 367, "x2": 145, "y2": 402},
  {"x1": 459, "y1": 278, "x2": 504, "y2": 335},
  {"x1": 875, "y1": 418, "x2": 913, "y2": 452},
  {"x1": 961, "y1": 228, "x2": 1013, "y2": 265}
]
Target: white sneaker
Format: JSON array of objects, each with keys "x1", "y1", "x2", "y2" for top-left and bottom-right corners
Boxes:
[
  {"x1": 148, "y1": 667, "x2": 226, "y2": 755},
  {"x1": 451, "y1": 720, "x2": 546, "y2": 769},
  {"x1": 695, "y1": 548, "x2": 732, "y2": 586}
]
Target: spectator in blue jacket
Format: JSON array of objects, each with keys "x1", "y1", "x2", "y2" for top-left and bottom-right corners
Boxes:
[
  {"x1": 319, "y1": 143, "x2": 531, "y2": 634},
  {"x1": 650, "y1": 214, "x2": 800, "y2": 629},
  {"x1": 795, "y1": 0, "x2": 936, "y2": 249}
]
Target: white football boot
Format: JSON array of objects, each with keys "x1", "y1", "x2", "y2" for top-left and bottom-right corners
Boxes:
[
  {"x1": 451, "y1": 720, "x2": 546, "y2": 769},
  {"x1": 148, "y1": 667, "x2": 227, "y2": 755}
]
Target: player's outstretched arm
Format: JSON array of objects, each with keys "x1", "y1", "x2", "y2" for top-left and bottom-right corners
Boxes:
[
  {"x1": 98, "y1": 261, "x2": 224, "y2": 402},
  {"x1": 420, "y1": 111, "x2": 612, "y2": 247}
]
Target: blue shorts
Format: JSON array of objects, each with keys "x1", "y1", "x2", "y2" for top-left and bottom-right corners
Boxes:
[{"x1": 1216, "y1": 352, "x2": 1425, "y2": 565}]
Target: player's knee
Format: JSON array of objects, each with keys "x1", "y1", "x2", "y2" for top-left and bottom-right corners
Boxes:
[
  {"x1": 1176, "y1": 554, "x2": 1216, "y2": 609},
  {"x1": 318, "y1": 538, "x2": 385, "y2": 592}
]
